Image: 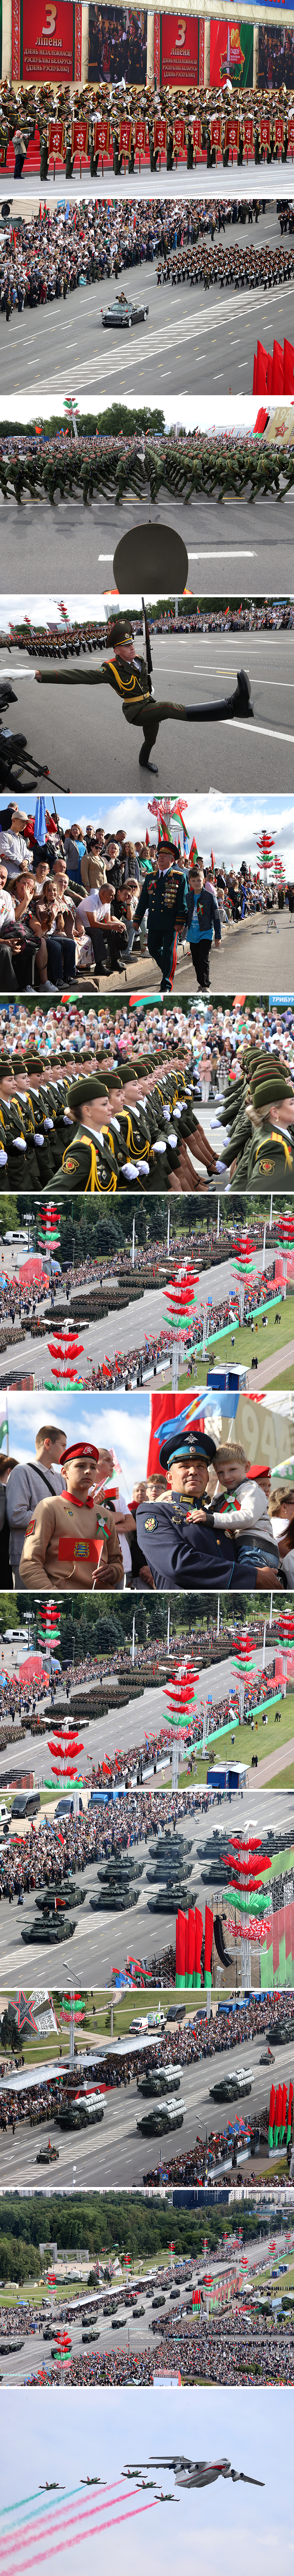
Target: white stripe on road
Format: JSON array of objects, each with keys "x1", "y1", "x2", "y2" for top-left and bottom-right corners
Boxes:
[{"x1": 225, "y1": 718, "x2": 294, "y2": 742}]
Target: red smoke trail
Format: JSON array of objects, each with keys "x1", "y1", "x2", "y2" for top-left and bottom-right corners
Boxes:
[{"x1": 0, "y1": 2497, "x2": 156, "y2": 2575}]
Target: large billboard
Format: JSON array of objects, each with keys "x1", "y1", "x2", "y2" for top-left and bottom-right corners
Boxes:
[
  {"x1": 12, "y1": 0, "x2": 82, "y2": 82},
  {"x1": 88, "y1": 7, "x2": 147, "y2": 82},
  {"x1": 209, "y1": 20, "x2": 254, "y2": 82},
  {"x1": 154, "y1": 13, "x2": 204, "y2": 84}
]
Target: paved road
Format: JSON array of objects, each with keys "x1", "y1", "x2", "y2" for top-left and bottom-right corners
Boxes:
[
  {"x1": 1, "y1": 212, "x2": 291, "y2": 403},
  {"x1": 1, "y1": 1790, "x2": 293, "y2": 1989},
  {"x1": 0, "y1": 2229, "x2": 287, "y2": 2384},
  {"x1": 0, "y1": 1247, "x2": 275, "y2": 1385},
  {"x1": 0, "y1": 490, "x2": 293, "y2": 599},
  {"x1": 0, "y1": 1645, "x2": 280, "y2": 1779},
  {"x1": 0, "y1": 2023, "x2": 292, "y2": 2195},
  {"x1": 3, "y1": 635, "x2": 294, "y2": 800},
  {"x1": 0, "y1": 168, "x2": 293, "y2": 208},
  {"x1": 0, "y1": 1651, "x2": 283, "y2": 1780}
]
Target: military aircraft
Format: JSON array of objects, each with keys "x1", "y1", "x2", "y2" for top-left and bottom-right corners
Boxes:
[
  {"x1": 39, "y1": 2484, "x2": 65, "y2": 2491},
  {"x1": 124, "y1": 2458, "x2": 264, "y2": 2488},
  {"x1": 80, "y1": 2478, "x2": 107, "y2": 2487}
]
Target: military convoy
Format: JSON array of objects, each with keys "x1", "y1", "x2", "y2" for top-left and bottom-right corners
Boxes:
[
  {"x1": 137, "y1": 2066, "x2": 181, "y2": 2099},
  {"x1": 90, "y1": 1855, "x2": 144, "y2": 1911},
  {"x1": 58, "y1": 2088, "x2": 104, "y2": 2130},
  {"x1": 137, "y1": 2094, "x2": 187, "y2": 2138}
]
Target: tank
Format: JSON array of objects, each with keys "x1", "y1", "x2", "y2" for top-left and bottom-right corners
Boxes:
[{"x1": 21, "y1": 1916, "x2": 77, "y2": 1944}]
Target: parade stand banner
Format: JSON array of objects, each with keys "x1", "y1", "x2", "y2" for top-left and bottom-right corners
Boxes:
[
  {"x1": 12, "y1": 0, "x2": 82, "y2": 82},
  {"x1": 154, "y1": 13, "x2": 204, "y2": 85},
  {"x1": 209, "y1": 20, "x2": 254, "y2": 81}
]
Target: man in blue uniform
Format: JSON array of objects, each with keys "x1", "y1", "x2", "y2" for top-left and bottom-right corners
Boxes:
[
  {"x1": 133, "y1": 839, "x2": 189, "y2": 991},
  {"x1": 136, "y1": 1429, "x2": 277, "y2": 1591}
]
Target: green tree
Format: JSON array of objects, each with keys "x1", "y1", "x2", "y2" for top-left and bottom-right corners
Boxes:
[
  {"x1": 0, "y1": 1595, "x2": 20, "y2": 1631},
  {"x1": 0, "y1": 1199, "x2": 20, "y2": 1237}
]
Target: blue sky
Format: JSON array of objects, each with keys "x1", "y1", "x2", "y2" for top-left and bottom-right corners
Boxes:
[
  {"x1": 0, "y1": 2386, "x2": 291, "y2": 2576},
  {"x1": 3, "y1": 1391, "x2": 150, "y2": 1502},
  {"x1": 1, "y1": 789, "x2": 294, "y2": 877}
]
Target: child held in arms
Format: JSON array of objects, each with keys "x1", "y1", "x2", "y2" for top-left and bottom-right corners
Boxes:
[{"x1": 198, "y1": 1441, "x2": 281, "y2": 1588}]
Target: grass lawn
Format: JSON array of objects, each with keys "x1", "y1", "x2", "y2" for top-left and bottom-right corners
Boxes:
[
  {"x1": 178, "y1": 1688, "x2": 294, "y2": 1783},
  {"x1": 178, "y1": 1293, "x2": 294, "y2": 1386}
]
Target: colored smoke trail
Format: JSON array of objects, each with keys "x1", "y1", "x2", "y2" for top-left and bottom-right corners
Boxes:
[{"x1": 0, "y1": 2493, "x2": 156, "y2": 2574}]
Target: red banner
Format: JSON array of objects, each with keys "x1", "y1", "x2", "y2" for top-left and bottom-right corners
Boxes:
[
  {"x1": 48, "y1": 119, "x2": 65, "y2": 156},
  {"x1": 210, "y1": 117, "x2": 221, "y2": 148},
  {"x1": 135, "y1": 120, "x2": 147, "y2": 151},
  {"x1": 93, "y1": 119, "x2": 110, "y2": 156},
  {"x1": 119, "y1": 120, "x2": 132, "y2": 153},
  {"x1": 259, "y1": 118, "x2": 270, "y2": 147},
  {"x1": 174, "y1": 118, "x2": 185, "y2": 151},
  {"x1": 12, "y1": 0, "x2": 82, "y2": 82},
  {"x1": 154, "y1": 11, "x2": 201, "y2": 84},
  {"x1": 154, "y1": 118, "x2": 167, "y2": 151},
  {"x1": 243, "y1": 115, "x2": 253, "y2": 149},
  {"x1": 225, "y1": 118, "x2": 239, "y2": 150},
  {"x1": 72, "y1": 119, "x2": 89, "y2": 155},
  {"x1": 209, "y1": 19, "x2": 252, "y2": 82},
  {"x1": 275, "y1": 119, "x2": 284, "y2": 149},
  {"x1": 193, "y1": 117, "x2": 202, "y2": 150}
]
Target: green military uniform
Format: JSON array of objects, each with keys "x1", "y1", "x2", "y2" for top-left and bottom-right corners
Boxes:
[{"x1": 135, "y1": 850, "x2": 189, "y2": 991}]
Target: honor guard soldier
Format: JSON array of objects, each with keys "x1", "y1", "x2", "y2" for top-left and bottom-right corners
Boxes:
[
  {"x1": 135, "y1": 1428, "x2": 251, "y2": 1592},
  {"x1": 18, "y1": 1441, "x2": 123, "y2": 1592},
  {"x1": 36, "y1": 625, "x2": 254, "y2": 775},
  {"x1": 133, "y1": 838, "x2": 189, "y2": 991}
]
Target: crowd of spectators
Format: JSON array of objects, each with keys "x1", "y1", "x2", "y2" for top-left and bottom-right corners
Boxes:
[
  {"x1": 1, "y1": 1993, "x2": 293, "y2": 2130},
  {"x1": 0, "y1": 197, "x2": 289, "y2": 324},
  {"x1": 0, "y1": 816, "x2": 293, "y2": 998}
]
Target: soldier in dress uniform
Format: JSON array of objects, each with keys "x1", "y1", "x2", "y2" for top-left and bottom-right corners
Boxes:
[
  {"x1": 18, "y1": 1439, "x2": 123, "y2": 1592},
  {"x1": 35, "y1": 621, "x2": 254, "y2": 775},
  {"x1": 133, "y1": 838, "x2": 189, "y2": 991},
  {"x1": 135, "y1": 1428, "x2": 260, "y2": 1591},
  {"x1": 48, "y1": 1061, "x2": 219, "y2": 1195}
]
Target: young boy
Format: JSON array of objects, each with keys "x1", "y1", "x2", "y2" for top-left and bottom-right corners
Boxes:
[{"x1": 206, "y1": 1442, "x2": 280, "y2": 1585}]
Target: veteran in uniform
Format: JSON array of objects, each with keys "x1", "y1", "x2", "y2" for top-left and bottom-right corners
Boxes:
[
  {"x1": 133, "y1": 838, "x2": 189, "y2": 991},
  {"x1": 135, "y1": 1429, "x2": 255, "y2": 1592},
  {"x1": 18, "y1": 1440, "x2": 123, "y2": 1592}
]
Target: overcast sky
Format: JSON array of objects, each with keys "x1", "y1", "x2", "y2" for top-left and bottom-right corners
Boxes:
[
  {"x1": 1, "y1": 396, "x2": 268, "y2": 429},
  {"x1": 0, "y1": 2385, "x2": 291, "y2": 2576}
]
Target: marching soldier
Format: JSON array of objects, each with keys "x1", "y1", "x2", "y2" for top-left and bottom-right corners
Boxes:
[{"x1": 35, "y1": 624, "x2": 254, "y2": 775}]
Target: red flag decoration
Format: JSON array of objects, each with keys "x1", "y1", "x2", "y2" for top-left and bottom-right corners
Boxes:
[
  {"x1": 283, "y1": 339, "x2": 294, "y2": 394},
  {"x1": 72, "y1": 120, "x2": 89, "y2": 155},
  {"x1": 243, "y1": 116, "x2": 253, "y2": 152},
  {"x1": 210, "y1": 117, "x2": 221, "y2": 148},
  {"x1": 275, "y1": 118, "x2": 284, "y2": 150},
  {"x1": 259, "y1": 118, "x2": 270, "y2": 149},
  {"x1": 174, "y1": 118, "x2": 185, "y2": 152},
  {"x1": 135, "y1": 120, "x2": 147, "y2": 152},
  {"x1": 193, "y1": 118, "x2": 202, "y2": 150}
]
